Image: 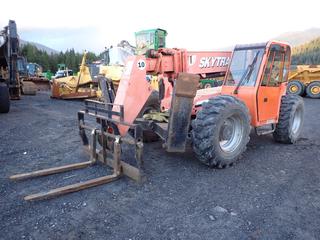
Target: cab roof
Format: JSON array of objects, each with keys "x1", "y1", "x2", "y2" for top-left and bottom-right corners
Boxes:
[{"x1": 234, "y1": 41, "x2": 290, "y2": 51}]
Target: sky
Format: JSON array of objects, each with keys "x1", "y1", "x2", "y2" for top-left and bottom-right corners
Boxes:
[{"x1": 1, "y1": 0, "x2": 319, "y2": 54}]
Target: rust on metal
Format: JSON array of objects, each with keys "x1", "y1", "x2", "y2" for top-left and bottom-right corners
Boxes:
[
  {"x1": 24, "y1": 174, "x2": 120, "y2": 201},
  {"x1": 166, "y1": 73, "x2": 200, "y2": 152},
  {"x1": 174, "y1": 72, "x2": 200, "y2": 98},
  {"x1": 10, "y1": 161, "x2": 93, "y2": 181}
]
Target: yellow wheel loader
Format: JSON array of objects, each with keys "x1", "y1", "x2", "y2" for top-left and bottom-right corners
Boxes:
[{"x1": 99, "y1": 40, "x2": 135, "y2": 92}]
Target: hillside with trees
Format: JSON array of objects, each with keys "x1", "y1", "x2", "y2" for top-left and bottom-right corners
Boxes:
[
  {"x1": 21, "y1": 34, "x2": 320, "y2": 71},
  {"x1": 291, "y1": 37, "x2": 320, "y2": 65},
  {"x1": 20, "y1": 44, "x2": 98, "y2": 73},
  {"x1": 274, "y1": 28, "x2": 320, "y2": 47}
]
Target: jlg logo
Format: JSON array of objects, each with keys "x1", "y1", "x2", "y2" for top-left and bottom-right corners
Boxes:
[{"x1": 199, "y1": 57, "x2": 230, "y2": 68}]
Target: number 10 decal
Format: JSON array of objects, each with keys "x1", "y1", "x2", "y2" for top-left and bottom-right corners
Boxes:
[{"x1": 137, "y1": 59, "x2": 146, "y2": 70}]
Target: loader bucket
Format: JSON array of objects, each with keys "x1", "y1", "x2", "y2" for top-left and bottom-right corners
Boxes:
[{"x1": 112, "y1": 56, "x2": 153, "y2": 136}]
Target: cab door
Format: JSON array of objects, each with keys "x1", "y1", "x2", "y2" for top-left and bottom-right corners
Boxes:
[{"x1": 257, "y1": 45, "x2": 290, "y2": 124}]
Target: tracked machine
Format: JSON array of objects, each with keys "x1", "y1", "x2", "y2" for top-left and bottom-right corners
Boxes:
[{"x1": 11, "y1": 40, "x2": 304, "y2": 200}]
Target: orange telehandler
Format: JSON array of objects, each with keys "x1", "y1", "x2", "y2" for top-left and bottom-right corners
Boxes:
[{"x1": 11, "y1": 41, "x2": 304, "y2": 200}]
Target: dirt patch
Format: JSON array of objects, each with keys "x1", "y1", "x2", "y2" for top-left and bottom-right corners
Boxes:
[{"x1": 1, "y1": 92, "x2": 320, "y2": 239}]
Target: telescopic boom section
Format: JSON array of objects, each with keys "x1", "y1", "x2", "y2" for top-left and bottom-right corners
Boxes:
[
  {"x1": 112, "y1": 55, "x2": 152, "y2": 136},
  {"x1": 112, "y1": 48, "x2": 231, "y2": 136}
]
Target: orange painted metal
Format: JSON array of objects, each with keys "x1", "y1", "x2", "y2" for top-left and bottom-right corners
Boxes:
[
  {"x1": 113, "y1": 41, "x2": 291, "y2": 133},
  {"x1": 146, "y1": 49, "x2": 231, "y2": 77},
  {"x1": 257, "y1": 87, "x2": 282, "y2": 123},
  {"x1": 113, "y1": 49, "x2": 231, "y2": 135},
  {"x1": 221, "y1": 86, "x2": 258, "y2": 125},
  {"x1": 192, "y1": 41, "x2": 291, "y2": 127},
  {"x1": 112, "y1": 55, "x2": 152, "y2": 136},
  {"x1": 186, "y1": 51, "x2": 231, "y2": 76},
  {"x1": 147, "y1": 49, "x2": 231, "y2": 111},
  {"x1": 221, "y1": 41, "x2": 291, "y2": 127}
]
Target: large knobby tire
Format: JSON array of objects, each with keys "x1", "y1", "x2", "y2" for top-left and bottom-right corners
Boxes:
[
  {"x1": 0, "y1": 83, "x2": 10, "y2": 113},
  {"x1": 306, "y1": 81, "x2": 320, "y2": 99},
  {"x1": 273, "y1": 95, "x2": 304, "y2": 143},
  {"x1": 138, "y1": 91, "x2": 160, "y2": 142},
  {"x1": 191, "y1": 95, "x2": 251, "y2": 168},
  {"x1": 287, "y1": 80, "x2": 305, "y2": 96}
]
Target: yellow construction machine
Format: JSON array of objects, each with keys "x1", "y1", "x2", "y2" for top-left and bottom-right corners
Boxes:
[
  {"x1": 287, "y1": 65, "x2": 320, "y2": 98},
  {"x1": 51, "y1": 51, "x2": 98, "y2": 99},
  {"x1": 99, "y1": 31, "x2": 170, "y2": 92},
  {"x1": 99, "y1": 40, "x2": 135, "y2": 92}
]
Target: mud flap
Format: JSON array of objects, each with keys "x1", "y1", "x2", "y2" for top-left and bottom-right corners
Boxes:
[{"x1": 166, "y1": 73, "x2": 200, "y2": 152}]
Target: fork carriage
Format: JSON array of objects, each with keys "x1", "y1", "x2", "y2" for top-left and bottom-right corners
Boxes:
[{"x1": 10, "y1": 99, "x2": 145, "y2": 201}]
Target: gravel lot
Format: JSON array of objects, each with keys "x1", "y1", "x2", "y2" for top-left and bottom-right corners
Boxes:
[{"x1": 0, "y1": 91, "x2": 320, "y2": 240}]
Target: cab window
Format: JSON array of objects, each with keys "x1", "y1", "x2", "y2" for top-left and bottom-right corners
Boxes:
[{"x1": 261, "y1": 45, "x2": 288, "y2": 87}]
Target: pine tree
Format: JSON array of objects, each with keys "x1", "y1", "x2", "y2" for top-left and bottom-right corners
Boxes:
[
  {"x1": 20, "y1": 44, "x2": 98, "y2": 73},
  {"x1": 292, "y1": 37, "x2": 320, "y2": 65}
]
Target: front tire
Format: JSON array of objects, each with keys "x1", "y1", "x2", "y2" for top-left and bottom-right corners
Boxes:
[
  {"x1": 0, "y1": 83, "x2": 10, "y2": 113},
  {"x1": 273, "y1": 95, "x2": 304, "y2": 143},
  {"x1": 191, "y1": 95, "x2": 251, "y2": 168}
]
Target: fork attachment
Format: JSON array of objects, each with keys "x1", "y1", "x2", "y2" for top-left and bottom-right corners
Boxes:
[{"x1": 10, "y1": 100, "x2": 144, "y2": 201}]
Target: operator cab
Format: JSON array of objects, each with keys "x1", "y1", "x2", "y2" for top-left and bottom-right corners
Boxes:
[
  {"x1": 221, "y1": 41, "x2": 291, "y2": 126},
  {"x1": 135, "y1": 28, "x2": 167, "y2": 55},
  {"x1": 101, "y1": 47, "x2": 134, "y2": 66},
  {"x1": 224, "y1": 42, "x2": 290, "y2": 89},
  {"x1": 27, "y1": 63, "x2": 43, "y2": 77},
  {"x1": 17, "y1": 56, "x2": 28, "y2": 76}
]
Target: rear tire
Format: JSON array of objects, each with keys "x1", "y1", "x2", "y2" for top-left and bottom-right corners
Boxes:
[
  {"x1": 287, "y1": 80, "x2": 305, "y2": 96},
  {"x1": 191, "y1": 95, "x2": 251, "y2": 168},
  {"x1": 306, "y1": 81, "x2": 320, "y2": 99},
  {"x1": 0, "y1": 83, "x2": 10, "y2": 113},
  {"x1": 273, "y1": 95, "x2": 304, "y2": 143}
]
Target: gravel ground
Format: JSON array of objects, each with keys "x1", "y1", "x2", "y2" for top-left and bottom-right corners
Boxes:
[{"x1": 0, "y1": 92, "x2": 320, "y2": 240}]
